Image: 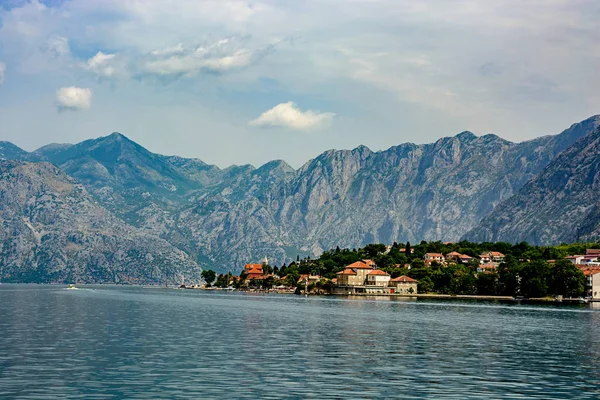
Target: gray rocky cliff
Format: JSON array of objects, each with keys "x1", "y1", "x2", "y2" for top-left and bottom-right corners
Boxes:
[
  {"x1": 0, "y1": 161, "x2": 201, "y2": 283},
  {"x1": 463, "y1": 125, "x2": 600, "y2": 244}
]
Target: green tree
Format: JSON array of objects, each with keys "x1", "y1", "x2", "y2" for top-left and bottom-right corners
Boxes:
[
  {"x1": 364, "y1": 243, "x2": 387, "y2": 258},
  {"x1": 520, "y1": 260, "x2": 551, "y2": 298},
  {"x1": 285, "y1": 271, "x2": 299, "y2": 287},
  {"x1": 201, "y1": 269, "x2": 216, "y2": 287},
  {"x1": 550, "y1": 260, "x2": 585, "y2": 297},
  {"x1": 476, "y1": 272, "x2": 499, "y2": 295}
]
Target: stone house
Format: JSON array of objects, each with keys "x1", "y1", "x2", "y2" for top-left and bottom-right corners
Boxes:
[{"x1": 389, "y1": 276, "x2": 418, "y2": 294}]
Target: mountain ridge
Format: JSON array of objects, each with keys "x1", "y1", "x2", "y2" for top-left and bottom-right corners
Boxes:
[
  {"x1": 463, "y1": 125, "x2": 600, "y2": 244},
  {"x1": 0, "y1": 160, "x2": 202, "y2": 283},
  {"x1": 1, "y1": 114, "x2": 599, "y2": 274}
]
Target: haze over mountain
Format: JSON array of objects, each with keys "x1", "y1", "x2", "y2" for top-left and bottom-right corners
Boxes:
[{"x1": 1, "y1": 115, "x2": 599, "y2": 277}]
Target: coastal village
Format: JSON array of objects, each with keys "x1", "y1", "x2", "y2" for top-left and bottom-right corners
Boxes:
[{"x1": 197, "y1": 245, "x2": 600, "y2": 301}]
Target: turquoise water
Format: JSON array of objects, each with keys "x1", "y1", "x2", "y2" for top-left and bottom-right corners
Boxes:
[{"x1": 0, "y1": 285, "x2": 599, "y2": 399}]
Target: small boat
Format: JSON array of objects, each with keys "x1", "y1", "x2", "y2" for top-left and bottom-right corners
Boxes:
[{"x1": 67, "y1": 284, "x2": 77, "y2": 290}]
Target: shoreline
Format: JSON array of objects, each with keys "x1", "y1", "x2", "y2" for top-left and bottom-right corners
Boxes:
[{"x1": 338, "y1": 292, "x2": 598, "y2": 303}]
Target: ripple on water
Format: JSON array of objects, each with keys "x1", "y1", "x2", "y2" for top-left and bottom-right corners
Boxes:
[{"x1": 1, "y1": 285, "x2": 599, "y2": 399}]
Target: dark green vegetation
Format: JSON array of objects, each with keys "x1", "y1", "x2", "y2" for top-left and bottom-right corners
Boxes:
[{"x1": 270, "y1": 241, "x2": 589, "y2": 298}]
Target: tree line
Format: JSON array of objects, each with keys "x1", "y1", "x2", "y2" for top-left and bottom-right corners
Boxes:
[{"x1": 203, "y1": 240, "x2": 596, "y2": 298}]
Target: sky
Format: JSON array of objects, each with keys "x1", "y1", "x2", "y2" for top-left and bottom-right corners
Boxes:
[{"x1": 0, "y1": 0, "x2": 599, "y2": 168}]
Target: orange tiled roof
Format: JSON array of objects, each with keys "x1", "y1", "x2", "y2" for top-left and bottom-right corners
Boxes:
[
  {"x1": 245, "y1": 263, "x2": 263, "y2": 273},
  {"x1": 425, "y1": 253, "x2": 444, "y2": 257},
  {"x1": 362, "y1": 259, "x2": 376, "y2": 266},
  {"x1": 446, "y1": 252, "x2": 462, "y2": 257},
  {"x1": 337, "y1": 268, "x2": 357, "y2": 275},
  {"x1": 390, "y1": 275, "x2": 417, "y2": 283},
  {"x1": 345, "y1": 261, "x2": 373, "y2": 269},
  {"x1": 490, "y1": 251, "x2": 505, "y2": 257},
  {"x1": 577, "y1": 265, "x2": 600, "y2": 276},
  {"x1": 368, "y1": 269, "x2": 389, "y2": 276}
]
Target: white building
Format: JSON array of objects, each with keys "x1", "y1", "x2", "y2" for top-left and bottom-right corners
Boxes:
[
  {"x1": 585, "y1": 270, "x2": 600, "y2": 299},
  {"x1": 366, "y1": 269, "x2": 391, "y2": 288},
  {"x1": 566, "y1": 255, "x2": 585, "y2": 265}
]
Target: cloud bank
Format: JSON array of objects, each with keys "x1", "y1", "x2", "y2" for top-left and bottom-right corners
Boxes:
[
  {"x1": 56, "y1": 87, "x2": 92, "y2": 111},
  {"x1": 249, "y1": 102, "x2": 335, "y2": 130}
]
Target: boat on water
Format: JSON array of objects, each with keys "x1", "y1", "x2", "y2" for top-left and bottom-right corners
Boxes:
[{"x1": 67, "y1": 284, "x2": 77, "y2": 290}]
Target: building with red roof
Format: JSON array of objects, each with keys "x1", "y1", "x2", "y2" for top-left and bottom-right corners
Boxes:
[
  {"x1": 389, "y1": 276, "x2": 418, "y2": 294},
  {"x1": 366, "y1": 269, "x2": 391, "y2": 289}
]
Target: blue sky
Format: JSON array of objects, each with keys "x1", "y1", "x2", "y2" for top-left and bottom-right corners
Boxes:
[{"x1": 0, "y1": 0, "x2": 599, "y2": 168}]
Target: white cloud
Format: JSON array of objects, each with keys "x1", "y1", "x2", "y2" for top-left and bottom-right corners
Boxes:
[
  {"x1": 249, "y1": 102, "x2": 335, "y2": 130},
  {"x1": 0, "y1": 62, "x2": 5, "y2": 84},
  {"x1": 84, "y1": 51, "x2": 119, "y2": 77},
  {"x1": 56, "y1": 87, "x2": 92, "y2": 110},
  {"x1": 143, "y1": 39, "x2": 257, "y2": 77},
  {"x1": 47, "y1": 35, "x2": 70, "y2": 57},
  {"x1": 150, "y1": 43, "x2": 185, "y2": 56}
]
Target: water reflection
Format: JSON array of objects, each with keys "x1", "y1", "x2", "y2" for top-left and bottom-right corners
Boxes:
[{"x1": 0, "y1": 285, "x2": 599, "y2": 399}]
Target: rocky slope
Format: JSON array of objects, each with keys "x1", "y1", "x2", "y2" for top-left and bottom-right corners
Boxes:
[
  {"x1": 1, "y1": 115, "x2": 598, "y2": 273},
  {"x1": 463, "y1": 126, "x2": 600, "y2": 245},
  {"x1": 0, "y1": 161, "x2": 201, "y2": 283},
  {"x1": 165, "y1": 116, "x2": 599, "y2": 270}
]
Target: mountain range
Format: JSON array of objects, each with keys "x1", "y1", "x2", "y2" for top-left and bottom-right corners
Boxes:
[
  {"x1": 464, "y1": 124, "x2": 600, "y2": 245},
  {"x1": 1, "y1": 114, "x2": 599, "y2": 281}
]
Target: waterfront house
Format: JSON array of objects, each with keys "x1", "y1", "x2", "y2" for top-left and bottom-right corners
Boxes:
[
  {"x1": 366, "y1": 269, "x2": 391, "y2": 287},
  {"x1": 389, "y1": 276, "x2": 418, "y2": 294},
  {"x1": 244, "y1": 263, "x2": 264, "y2": 280},
  {"x1": 579, "y1": 266, "x2": 600, "y2": 299},
  {"x1": 346, "y1": 261, "x2": 376, "y2": 282},
  {"x1": 365, "y1": 270, "x2": 391, "y2": 294},
  {"x1": 333, "y1": 260, "x2": 375, "y2": 293},
  {"x1": 590, "y1": 270, "x2": 600, "y2": 299}
]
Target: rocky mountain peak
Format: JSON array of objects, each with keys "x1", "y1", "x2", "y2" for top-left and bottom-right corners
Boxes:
[
  {"x1": 455, "y1": 131, "x2": 477, "y2": 142},
  {"x1": 0, "y1": 141, "x2": 29, "y2": 160}
]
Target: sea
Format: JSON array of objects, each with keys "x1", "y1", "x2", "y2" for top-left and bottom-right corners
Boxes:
[{"x1": 0, "y1": 285, "x2": 599, "y2": 399}]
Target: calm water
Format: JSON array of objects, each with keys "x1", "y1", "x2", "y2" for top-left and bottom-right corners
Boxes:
[{"x1": 1, "y1": 286, "x2": 599, "y2": 399}]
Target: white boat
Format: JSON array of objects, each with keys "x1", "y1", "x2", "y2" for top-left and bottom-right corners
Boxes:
[{"x1": 67, "y1": 284, "x2": 77, "y2": 290}]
